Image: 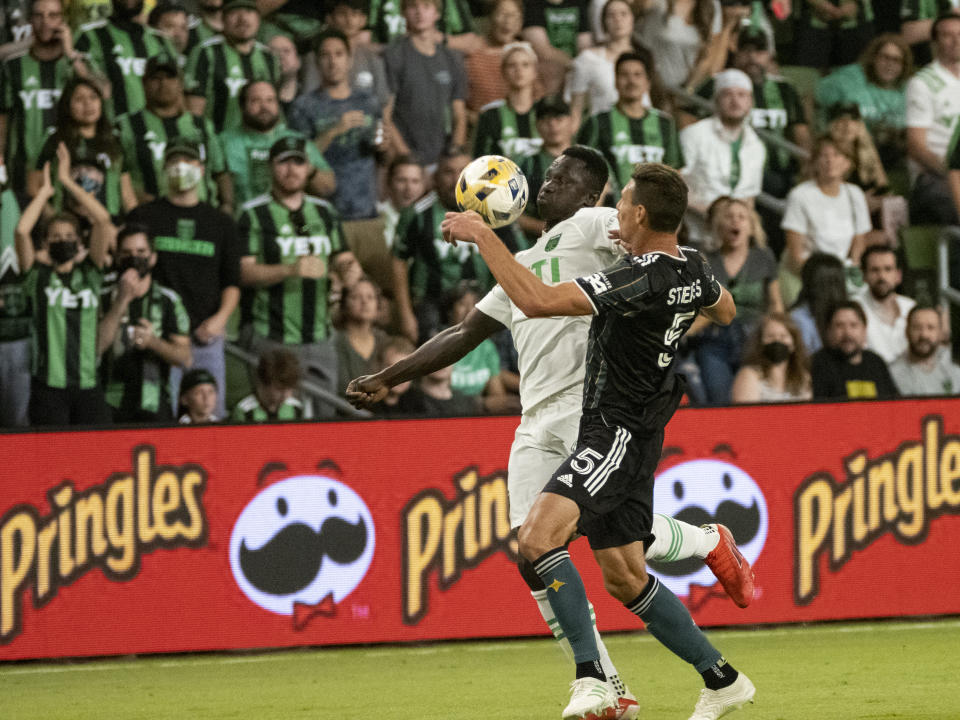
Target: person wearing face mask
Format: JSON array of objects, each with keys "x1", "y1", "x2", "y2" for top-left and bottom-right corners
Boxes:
[
  {"x1": 115, "y1": 54, "x2": 233, "y2": 211},
  {"x1": 811, "y1": 300, "x2": 899, "y2": 401},
  {"x1": 74, "y1": 0, "x2": 179, "y2": 118},
  {"x1": 125, "y1": 137, "x2": 241, "y2": 419},
  {"x1": 96, "y1": 223, "x2": 192, "y2": 422},
  {"x1": 731, "y1": 312, "x2": 812, "y2": 403},
  {"x1": 14, "y1": 153, "x2": 114, "y2": 426}
]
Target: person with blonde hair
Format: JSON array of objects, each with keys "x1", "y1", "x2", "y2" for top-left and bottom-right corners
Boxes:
[{"x1": 731, "y1": 312, "x2": 812, "y2": 403}]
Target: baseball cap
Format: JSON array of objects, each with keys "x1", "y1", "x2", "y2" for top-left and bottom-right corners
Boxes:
[
  {"x1": 144, "y1": 54, "x2": 180, "y2": 78},
  {"x1": 222, "y1": 0, "x2": 258, "y2": 12},
  {"x1": 269, "y1": 136, "x2": 308, "y2": 162},
  {"x1": 737, "y1": 27, "x2": 769, "y2": 51},
  {"x1": 163, "y1": 137, "x2": 203, "y2": 163},
  {"x1": 180, "y1": 368, "x2": 218, "y2": 394},
  {"x1": 535, "y1": 94, "x2": 571, "y2": 119}
]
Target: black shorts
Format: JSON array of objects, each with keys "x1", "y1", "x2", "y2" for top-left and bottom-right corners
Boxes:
[{"x1": 543, "y1": 412, "x2": 663, "y2": 550}]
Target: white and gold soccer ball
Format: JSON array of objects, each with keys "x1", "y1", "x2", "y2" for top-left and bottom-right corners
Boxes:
[{"x1": 455, "y1": 154, "x2": 529, "y2": 228}]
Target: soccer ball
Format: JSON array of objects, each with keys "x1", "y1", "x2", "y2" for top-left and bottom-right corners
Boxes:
[{"x1": 455, "y1": 155, "x2": 529, "y2": 229}]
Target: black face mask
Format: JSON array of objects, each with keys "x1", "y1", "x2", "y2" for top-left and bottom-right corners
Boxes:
[
  {"x1": 761, "y1": 341, "x2": 792, "y2": 364},
  {"x1": 48, "y1": 240, "x2": 79, "y2": 265},
  {"x1": 117, "y1": 256, "x2": 151, "y2": 278}
]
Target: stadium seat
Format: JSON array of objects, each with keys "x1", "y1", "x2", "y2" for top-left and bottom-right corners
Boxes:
[{"x1": 899, "y1": 225, "x2": 942, "y2": 306}]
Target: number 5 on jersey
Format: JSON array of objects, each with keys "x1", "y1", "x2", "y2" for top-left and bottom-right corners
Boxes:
[{"x1": 658, "y1": 310, "x2": 695, "y2": 368}]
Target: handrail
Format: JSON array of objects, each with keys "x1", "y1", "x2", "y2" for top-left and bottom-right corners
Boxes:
[
  {"x1": 938, "y1": 228, "x2": 960, "y2": 326},
  {"x1": 224, "y1": 341, "x2": 372, "y2": 419},
  {"x1": 668, "y1": 85, "x2": 811, "y2": 160}
]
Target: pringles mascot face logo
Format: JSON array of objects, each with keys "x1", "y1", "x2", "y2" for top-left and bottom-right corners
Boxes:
[
  {"x1": 229, "y1": 469, "x2": 375, "y2": 618},
  {"x1": 648, "y1": 458, "x2": 768, "y2": 599}
]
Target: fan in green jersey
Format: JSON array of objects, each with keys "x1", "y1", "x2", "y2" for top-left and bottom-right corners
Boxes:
[{"x1": 15, "y1": 144, "x2": 114, "y2": 425}]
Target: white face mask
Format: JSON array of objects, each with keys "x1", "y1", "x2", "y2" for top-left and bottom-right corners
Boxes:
[{"x1": 166, "y1": 161, "x2": 203, "y2": 192}]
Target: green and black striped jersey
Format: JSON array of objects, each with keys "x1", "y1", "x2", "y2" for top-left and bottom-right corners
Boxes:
[
  {"x1": 74, "y1": 18, "x2": 178, "y2": 118},
  {"x1": 695, "y1": 75, "x2": 805, "y2": 174},
  {"x1": 23, "y1": 258, "x2": 103, "y2": 389},
  {"x1": 0, "y1": 188, "x2": 29, "y2": 342},
  {"x1": 184, "y1": 35, "x2": 280, "y2": 133},
  {"x1": 115, "y1": 108, "x2": 225, "y2": 202},
  {"x1": 0, "y1": 49, "x2": 72, "y2": 192},
  {"x1": 473, "y1": 100, "x2": 543, "y2": 164},
  {"x1": 185, "y1": 15, "x2": 217, "y2": 54},
  {"x1": 231, "y1": 392, "x2": 306, "y2": 422},
  {"x1": 101, "y1": 280, "x2": 190, "y2": 417},
  {"x1": 393, "y1": 192, "x2": 528, "y2": 303},
  {"x1": 576, "y1": 106, "x2": 684, "y2": 197},
  {"x1": 240, "y1": 194, "x2": 344, "y2": 345},
  {"x1": 36, "y1": 132, "x2": 125, "y2": 217},
  {"x1": 367, "y1": 0, "x2": 476, "y2": 44}
]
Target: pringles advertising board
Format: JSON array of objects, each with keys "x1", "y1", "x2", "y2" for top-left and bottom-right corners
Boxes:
[{"x1": 1, "y1": 399, "x2": 959, "y2": 661}]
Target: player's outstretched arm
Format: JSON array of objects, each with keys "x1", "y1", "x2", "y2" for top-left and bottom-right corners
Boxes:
[
  {"x1": 346, "y1": 308, "x2": 505, "y2": 408},
  {"x1": 441, "y1": 211, "x2": 593, "y2": 318},
  {"x1": 701, "y1": 286, "x2": 736, "y2": 326}
]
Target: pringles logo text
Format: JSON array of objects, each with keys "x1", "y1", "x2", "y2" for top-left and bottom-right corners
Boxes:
[
  {"x1": 0, "y1": 446, "x2": 208, "y2": 643},
  {"x1": 402, "y1": 467, "x2": 515, "y2": 624},
  {"x1": 794, "y1": 416, "x2": 960, "y2": 605}
]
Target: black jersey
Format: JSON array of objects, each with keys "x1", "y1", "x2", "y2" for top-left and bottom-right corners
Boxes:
[{"x1": 574, "y1": 246, "x2": 722, "y2": 431}]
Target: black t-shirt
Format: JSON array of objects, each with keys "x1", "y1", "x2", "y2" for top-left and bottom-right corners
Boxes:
[
  {"x1": 575, "y1": 246, "x2": 722, "y2": 432},
  {"x1": 125, "y1": 199, "x2": 241, "y2": 330},
  {"x1": 811, "y1": 347, "x2": 899, "y2": 401}
]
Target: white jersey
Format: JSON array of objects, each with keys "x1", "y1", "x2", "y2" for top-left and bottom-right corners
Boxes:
[
  {"x1": 475, "y1": 206, "x2": 622, "y2": 414},
  {"x1": 905, "y1": 61, "x2": 960, "y2": 177}
]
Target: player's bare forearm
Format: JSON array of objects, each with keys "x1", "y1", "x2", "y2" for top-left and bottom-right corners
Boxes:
[
  {"x1": 348, "y1": 309, "x2": 504, "y2": 407},
  {"x1": 441, "y1": 212, "x2": 590, "y2": 317}
]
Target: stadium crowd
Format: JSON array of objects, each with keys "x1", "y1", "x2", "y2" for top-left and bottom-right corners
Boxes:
[{"x1": 1, "y1": 0, "x2": 959, "y2": 427}]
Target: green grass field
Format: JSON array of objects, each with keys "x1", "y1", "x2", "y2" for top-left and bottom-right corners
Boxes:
[{"x1": 2, "y1": 618, "x2": 958, "y2": 719}]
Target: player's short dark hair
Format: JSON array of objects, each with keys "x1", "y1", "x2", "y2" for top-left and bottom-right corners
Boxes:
[
  {"x1": 906, "y1": 304, "x2": 942, "y2": 326},
  {"x1": 628, "y1": 163, "x2": 688, "y2": 233},
  {"x1": 314, "y1": 27, "x2": 350, "y2": 54},
  {"x1": 387, "y1": 154, "x2": 423, "y2": 182},
  {"x1": 859, "y1": 244, "x2": 898, "y2": 273},
  {"x1": 117, "y1": 223, "x2": 155, "y2": 252},
  {"x1": 256, "y1": 348, "x2": 302, "y2": 389},
  {"x1": 614, "y1": 50, "x2": 650, "y2": 76},
  {"x1": 238, "y1": 79, "x2": 275, "y2": 109},
  {"x1": 828, "y1": 300, "x2": 867, "y2": 327},
  {"x1": 931, "y1": 11, "x2": 960, "y2": 43},
  {"x1": 560, "y1": 145, "x2": 608, "y2": 198}
]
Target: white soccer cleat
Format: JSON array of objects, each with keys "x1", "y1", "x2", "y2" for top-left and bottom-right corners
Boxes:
[
  {"x1": 614, "y1": 691, "x2": 640, "y2": 720},
  {"x1": 562, "y1": 677, "x2": 618, "y2": 720},
  {"x1": 688, "y1": 673, "x2": 756, "y2": 720}
]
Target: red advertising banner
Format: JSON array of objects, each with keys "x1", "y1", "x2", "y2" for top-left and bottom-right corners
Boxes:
[{"x1": 1, "y1": 398, "x2": 959, "y2": 661}]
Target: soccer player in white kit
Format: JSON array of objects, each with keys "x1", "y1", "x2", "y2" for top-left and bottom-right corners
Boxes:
[{"x1": 347, "y1": 146, "x2": 753, "y2": 718}]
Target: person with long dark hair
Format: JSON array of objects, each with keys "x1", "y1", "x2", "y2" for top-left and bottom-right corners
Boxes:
[
  {"x1": 731, "y1": 312, "x2": 812, "y2": 403},
  {"x1": 28, "y1": 76, "x2": 136, "y2": 218}
]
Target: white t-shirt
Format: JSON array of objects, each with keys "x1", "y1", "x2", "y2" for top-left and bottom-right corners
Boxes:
[
  {"x1": 635, "y1": 0, "x2": 722, "y2": 87},
  {"x1": 905, "y1": 61, "x2": 960, "y2": 177},
  {"x1": 780, "y1": 180, "x2": 872, "y2": 261},
  {"x1": 475, "y1": 206, "x2": 622, "y2": 413},
  {"x1": 855, "y1": 287, "x2": 916, "y2": 364},
  {"x1": 680, "y1": 117, "x2": 767, "y2": 208},
  {"x1": 566, "y1": 47, "x2": 618, "y2": 117}
]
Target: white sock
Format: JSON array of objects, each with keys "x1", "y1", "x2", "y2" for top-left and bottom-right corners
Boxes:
[
  {"x1": 532, "y1": 590, "x2": 629, "y2": 697},
  {"x1": 645, "y1": 514, "x2": 719, "y2": 561}
]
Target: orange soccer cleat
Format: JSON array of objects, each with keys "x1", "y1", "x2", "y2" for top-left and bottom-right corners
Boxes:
[{"x1": 703, "y1": 524, "x2": 754, "y2": 608}]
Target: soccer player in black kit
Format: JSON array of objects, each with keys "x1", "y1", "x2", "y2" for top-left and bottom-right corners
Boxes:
[{"x1": 441, "y1": 163, "x2": 754, "y2": 720}]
